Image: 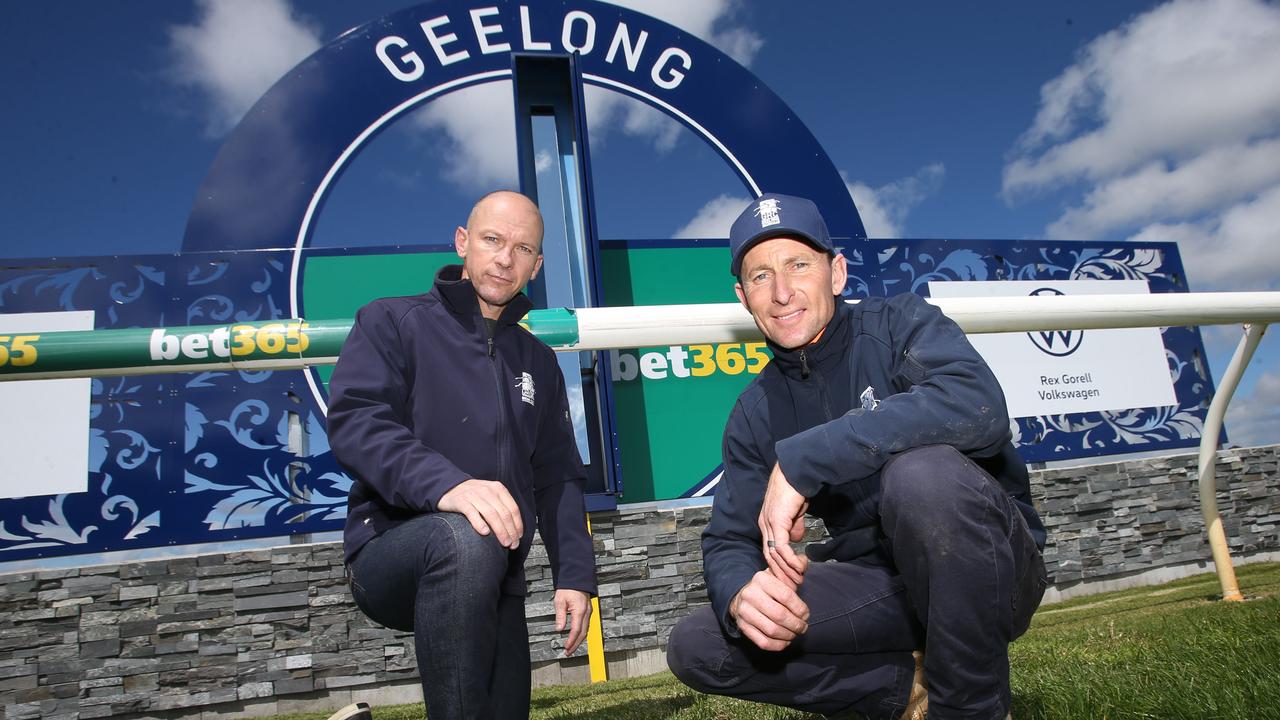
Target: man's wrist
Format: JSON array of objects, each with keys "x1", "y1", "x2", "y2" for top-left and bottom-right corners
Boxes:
[{"x1": 728, "y1": 585, "x2": 745, "y2": 621}]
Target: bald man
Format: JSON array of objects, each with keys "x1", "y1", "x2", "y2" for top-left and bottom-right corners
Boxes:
[{"x1": 328, "y1": 191, "x2": 597, "y2": 720}]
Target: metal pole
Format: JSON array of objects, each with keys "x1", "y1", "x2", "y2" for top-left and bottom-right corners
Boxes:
[{"x1": 1197, "y1": 323, "x2": 1267, "y2": 602}]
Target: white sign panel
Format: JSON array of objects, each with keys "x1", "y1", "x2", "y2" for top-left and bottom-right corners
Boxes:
[
  {"x1": 0, "y1": 311, "x2": 94, "y2": 499},
  {"x1": 926, "y1": 280, "x2": 1177, "y2": 418}
]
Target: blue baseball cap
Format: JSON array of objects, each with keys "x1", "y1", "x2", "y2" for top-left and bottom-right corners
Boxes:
[{"x1": 729, "y1": 192, "x2": 834, "y2": 276}]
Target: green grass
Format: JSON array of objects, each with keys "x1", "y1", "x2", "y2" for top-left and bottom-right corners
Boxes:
[{"x1": 279, "y1": 563, "x2": 1280, "y2": 720}]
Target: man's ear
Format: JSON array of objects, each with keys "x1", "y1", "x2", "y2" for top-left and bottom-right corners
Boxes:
[
  {"x1": 829, "y1": 253, "x2": 847, "y2": 296},
  {"x1": 530, "y1": 254, "x2": 544, "y2": 282},
  {"x1": 454, "y1": 226, "x2": 468, "y2": 258},
  {"x1": 734, "y1": 281, "x2": 748, "y2": 309}
]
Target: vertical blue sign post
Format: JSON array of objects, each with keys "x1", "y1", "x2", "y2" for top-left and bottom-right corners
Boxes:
[{"x1": 512, "y1": 53, "x2": 622, "y2": 509}]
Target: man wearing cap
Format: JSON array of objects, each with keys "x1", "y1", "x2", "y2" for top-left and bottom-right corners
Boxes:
[
  {"x1": 666, "y1": 193, "x2": 1047, "y2": 720},
  {"x1": 327, "y1": 190, "x2": 597, "y2": 720}
]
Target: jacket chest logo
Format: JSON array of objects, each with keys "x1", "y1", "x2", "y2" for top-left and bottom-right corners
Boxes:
[
  {"x1": 860, "y1": 385, "x2": 880, "y2": 411},
  {"x1": 515, "y1": 372, "x2": 536, "y2": 406}
]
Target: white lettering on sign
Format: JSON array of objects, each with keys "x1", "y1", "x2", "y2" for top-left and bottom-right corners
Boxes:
[
  {"x1": 421, "y1": 15, "x2": 470, "y2": 66},
  {"x1": 375, "y1": 36, "x2": 425, "y2": 82},
  {"x1": 374, "y1": 6, "x2": 693, "y2": 90},
  {"x1": 470, "y1": 7, "x2": 510, "y2": 54},
  {"x1": 605, "y1": 22, "x2": 647, "y2": 72},
  {"x1": 562, "y1": 10, "x2": 596, "y2": 54},
  {"x1": 520, "y1": 5, "x2": 552, "y2": 51},
  {"x1": 651, "y1": 47, "x2": 692, "y2": 90}
]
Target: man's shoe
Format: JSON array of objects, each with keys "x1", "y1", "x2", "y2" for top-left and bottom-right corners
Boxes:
[
  {"x1": 325, "y1": 702, "x2": 372, "y2": 720},
  {"x1": 898, "y1": 650, "x2": 928, "y2": 720}
]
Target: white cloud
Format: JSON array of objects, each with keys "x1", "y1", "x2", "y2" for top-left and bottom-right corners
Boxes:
[
  {"x1": 535, "y1": 150, "x2": 554, "y2": 174},
  {"x1": 584, "y1": 86, "x2": 683, "y2": 152},
  {"x1": 1005, "y1": 0, "x2": 1280, "y2": 195},
  {"x1": 1004, "y1": 0, "x2": 1280, "y2": 296},
  {"x1": 1125, "y1": 184, "x2": 1280, "y2": 289},
  {"x1": 1047, "y1": 138, "x2": 1280, "y2": 239},
  {"x1": 408, "y1": 82, "x2": 519, "y2": 192},
  {"x1": 844, "y1": 164, "x2": 946, "y2": 239},
  {"x1": 168, "y1": 0, "x2": 323, "y2": 135},
  {"x1": 1224, "y1": 370, "x2": 1280, "y2": 448},
  {"x1": 604, "y1": 0, "x2": 764, "y2": 66},
  {"x1": 674, "y1": 194, "x2": 751, "y2": 238}
]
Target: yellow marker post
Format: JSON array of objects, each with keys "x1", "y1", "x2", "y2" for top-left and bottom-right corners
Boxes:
[{"x1": 585, "y1": 514, "x2": 608, "y2": 682}]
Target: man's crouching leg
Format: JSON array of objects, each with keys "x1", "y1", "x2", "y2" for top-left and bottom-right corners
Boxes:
[
  {"x1": 880, "y1": 445, "x2": 1048, "y2": 720},
  {"x1": 348, "y1": 512, "x2": 523, "y2": 720},
  {"x1": 666, "y1": 592, "x2": 917, "y2": 719}
]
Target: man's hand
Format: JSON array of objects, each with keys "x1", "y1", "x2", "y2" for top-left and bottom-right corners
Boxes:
[
  {"x1": 437, "y1": 479, "x2": 524, "y2": 549},
  {"x1": 758, "y1": 463, "x2": 810, "y2": 587},
  {"x1": 729, "y1": 570, "x2": 810, "y2": 652},
  {"x1": 554, "y1": 588, "x2": 592, "y2": 656}
]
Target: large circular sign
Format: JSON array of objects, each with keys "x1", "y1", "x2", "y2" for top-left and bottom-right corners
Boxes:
[
  {"x1": 181, "y1": 0, "x2": 865, "y2": 412},
  {"x1": 183, "y1": 0, "x2": 863, "y2": 256}
]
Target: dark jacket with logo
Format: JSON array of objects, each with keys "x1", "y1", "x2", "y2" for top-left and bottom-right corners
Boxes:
[
  {"x1": 327, "y1": 265, "x2": 596, "y2": 597},
  {"x1": 703, "y1": 292, "x2": 1045, "y2": 634}
]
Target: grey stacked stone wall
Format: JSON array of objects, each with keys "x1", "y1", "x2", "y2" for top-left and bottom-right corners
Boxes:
[
  {"x1": 1036, "y1": 448, "x2": 1280, "y2": 588},
  {"x1": 2, "y1": 446, "x2": 1278, "y2": 719}
]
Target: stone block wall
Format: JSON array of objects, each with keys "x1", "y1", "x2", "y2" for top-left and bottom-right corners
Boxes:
[
  {"x1": 1, "y1": 446, "x2": 1277, "y2": 719},
  {"x1": 1035, "y1": 448, "x2": 1280, "y2": 588}
]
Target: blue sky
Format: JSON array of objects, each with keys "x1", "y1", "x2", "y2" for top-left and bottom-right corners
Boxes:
[{"x1": 2, "y1": 0, "x2": 1278, "y2": 447}]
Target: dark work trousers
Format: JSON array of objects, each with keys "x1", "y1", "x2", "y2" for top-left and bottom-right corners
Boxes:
[
  {"x1": 668, "y1": 445, "x2": 1048, "y2": 720},
  {"x1": 348, "y1": 512, "x2": 531, "y2": 720}
]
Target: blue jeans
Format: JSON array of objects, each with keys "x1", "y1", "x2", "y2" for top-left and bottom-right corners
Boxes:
[
  {"x1": 668, "y1": 445, "x2": 1047, "y2": 720},
  {"x1": 348, "y1": 512, "x2": 530, "y2": 720}
]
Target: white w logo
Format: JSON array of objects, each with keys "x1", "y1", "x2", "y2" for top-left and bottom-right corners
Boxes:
[{"x1": 1026, "y1": 289, "x2": 1083, "y2": 356}]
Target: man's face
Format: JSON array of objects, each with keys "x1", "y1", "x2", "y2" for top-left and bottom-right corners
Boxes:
[
  {"x1": 455, "y1": 192, "x2": 544, "y2": 320},
  {"x1": 734, "y1": 237, "x2": 846, "y2": 350}
]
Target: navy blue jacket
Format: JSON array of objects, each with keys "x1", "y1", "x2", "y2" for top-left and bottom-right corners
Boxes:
[
  {"x1": 703, "y1": 293, "x2": 1045, "y2": 634},
  {"x1": 327, "y1": 265, "x2": 596, "y2": 597}
]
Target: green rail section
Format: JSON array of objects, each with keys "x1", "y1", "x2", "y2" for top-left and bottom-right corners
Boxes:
[
  {"x1": 4, "y1": 247, "x2": 747, "y2": 503},
  {"x1": 0, "y1": 311, "x2": 581, "y2": 380}
]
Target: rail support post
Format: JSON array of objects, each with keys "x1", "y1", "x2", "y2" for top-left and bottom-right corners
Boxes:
[{"x1": 1197, "y1": 322, "x2": 1267, "y2": 602}]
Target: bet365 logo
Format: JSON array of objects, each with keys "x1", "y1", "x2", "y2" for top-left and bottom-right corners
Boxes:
[{"x1": 1026, "y1": 288, "x2": 1083, "y2": 357}]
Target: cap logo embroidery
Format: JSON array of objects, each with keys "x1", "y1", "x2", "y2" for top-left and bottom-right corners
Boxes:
[
  {"x1": 516, "y1": 372, "x2": 536, "y2": 406},
  {"x1": 755, "y1": 198, "x2": 782, "y2": 228}
]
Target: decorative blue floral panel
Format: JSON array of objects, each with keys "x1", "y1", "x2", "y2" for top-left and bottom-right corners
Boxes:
[
  {"x1": 0, "y1": 240, "x2": 1215, "y2": 562},
  {"x1": 857, "y1": 239, "x2": 1213, "y2": 463},
  {"x1": 0, "y1": 252, "x2": 350, "y2": 562}
]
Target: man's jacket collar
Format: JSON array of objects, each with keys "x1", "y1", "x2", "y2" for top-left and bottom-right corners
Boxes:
[
  {"x1": 434, "y1": 264, "x2": 533, "y2": 331},
  {"x1": 767, "y1": 298, "x2": 853, "y2": 380}
]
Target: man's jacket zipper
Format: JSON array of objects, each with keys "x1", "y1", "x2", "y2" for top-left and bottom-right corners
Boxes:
[
  {"x1": 488, "y1": 334, "x2": 506, "y2": 485},
  {"x1": 797, "y1": 347, "x2": 834, "y2": 420}
]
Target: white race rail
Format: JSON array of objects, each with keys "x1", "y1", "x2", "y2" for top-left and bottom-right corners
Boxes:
[
  {"x1": 570, "y1": 291, "x2": 1279, "y2": 601},
  {"x1": 569, "y1": 291, "x2": 1280, "y2": 348}
]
